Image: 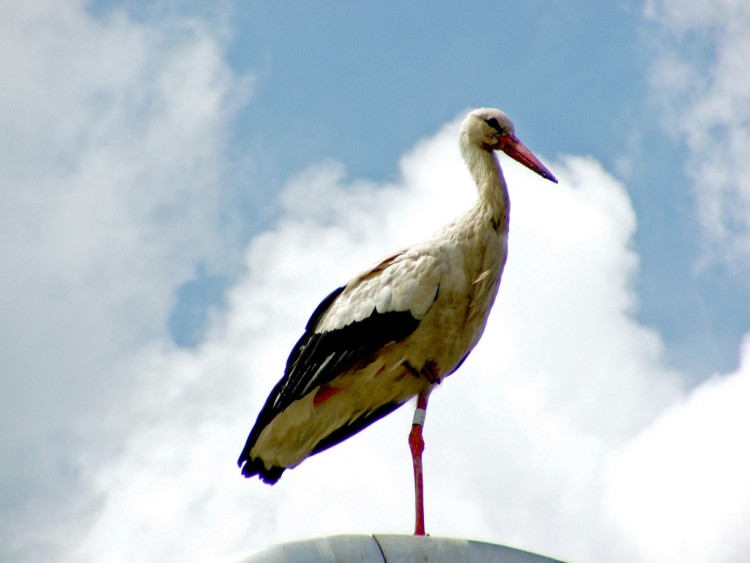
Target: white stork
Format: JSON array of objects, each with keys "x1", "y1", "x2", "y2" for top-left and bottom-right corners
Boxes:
[{"x1": 238, "y1": 108, "x2": 557, "y2": 535}]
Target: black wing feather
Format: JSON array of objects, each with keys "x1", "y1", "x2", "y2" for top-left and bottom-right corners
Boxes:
[{"x1": 238, "y1": 285, "x2": 421, "y2": 480}]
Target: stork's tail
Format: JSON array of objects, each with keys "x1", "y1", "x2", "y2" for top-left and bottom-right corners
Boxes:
[{"x1": 237, "y1": 452, "x2": 285, "y2": 485}]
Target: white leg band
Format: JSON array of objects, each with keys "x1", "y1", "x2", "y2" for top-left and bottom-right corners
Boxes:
[{"x1": 412, "y1": 408, "x2": 427, "y2": 426}]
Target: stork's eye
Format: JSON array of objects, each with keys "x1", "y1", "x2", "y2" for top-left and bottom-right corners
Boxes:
[{"x1": 484, "y1": 118, "x2": 502, "y2": 131}]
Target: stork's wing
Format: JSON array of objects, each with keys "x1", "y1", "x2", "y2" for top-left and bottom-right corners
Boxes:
[
  {"x1": 279, "y1": 250, "x2": 441, "y2": 407},
  {"x1": 238, "y1": 249, "x2": 441, "y2": 476}
]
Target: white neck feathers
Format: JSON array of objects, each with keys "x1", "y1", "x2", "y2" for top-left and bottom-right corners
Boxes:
[{"x1": 460, "y1": 141, "x2": 510, "y2": 232}]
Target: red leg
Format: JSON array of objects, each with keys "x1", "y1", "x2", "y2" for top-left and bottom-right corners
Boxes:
[{"x1": 409, "y1": 391, "x2": 430, "y2": 536}]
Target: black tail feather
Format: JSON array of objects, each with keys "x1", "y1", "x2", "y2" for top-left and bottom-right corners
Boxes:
[{"x1": 238, "y1": 455, "x2": 285, "y2": 485}]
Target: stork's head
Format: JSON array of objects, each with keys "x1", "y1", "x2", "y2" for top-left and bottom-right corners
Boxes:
[{"x1": 461, "y1": 108, "x2": 558, "y2": 183}]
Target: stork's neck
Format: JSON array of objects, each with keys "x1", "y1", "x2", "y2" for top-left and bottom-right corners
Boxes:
[{"x1": 461, "y1": 143, "x2": 510, "y2": 232}]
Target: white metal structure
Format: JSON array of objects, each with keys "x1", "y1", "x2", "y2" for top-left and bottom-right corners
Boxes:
[{"x1": 241, "y1": 535, "x2": 566, "y2": 563}]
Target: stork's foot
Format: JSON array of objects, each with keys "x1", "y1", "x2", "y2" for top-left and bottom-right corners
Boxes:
[
  {"x1": 421, "y1": 361, "x2": 440, "y2": 384},
  {"x1": 404, "y1": 360, "x2": 441, "y2": 385}
]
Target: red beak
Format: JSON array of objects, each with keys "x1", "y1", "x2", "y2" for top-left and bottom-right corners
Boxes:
[{"x1": 499, "y1": 135, "x2": 558, "y2": 184}]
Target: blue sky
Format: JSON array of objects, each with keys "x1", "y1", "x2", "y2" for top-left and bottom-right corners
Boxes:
[
  {"x1": 193, "y1": 0, "x2": 746, "y2": 378},
  {"x1": 2, "y1": 1, "x2": 750, "y2": 562},
  {"x1": 94, "y1": 0, "x2": 746, "y2": 378}
]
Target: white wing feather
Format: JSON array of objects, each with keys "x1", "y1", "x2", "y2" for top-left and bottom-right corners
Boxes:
[{"x1": 315, "y1": 248, "x2": 442, "y2": 333}]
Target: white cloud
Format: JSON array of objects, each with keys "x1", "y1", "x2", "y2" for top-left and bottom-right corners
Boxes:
[
  {"x1": 605, "y1": 337, "x2": 750, "y2": 562},
  {"x1": 5, "y1": 3, "x2": 750, "y2": 562},
  {"x1": 66, "y1": 111, "x2": 748, "y2": 563},
  {"x1": 645, "y1": 0, "x2": 750, "y2": 265},
  {"x1": 0, "y1": 2, "x2": 247, "y2": 560}
]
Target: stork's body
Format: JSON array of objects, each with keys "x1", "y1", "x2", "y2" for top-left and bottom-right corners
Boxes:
[{"x1": 238, "y1": 108, "x2": 557, "y2": 534}]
